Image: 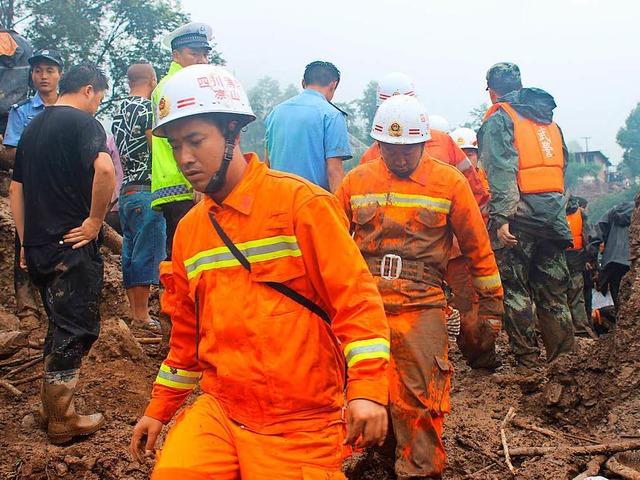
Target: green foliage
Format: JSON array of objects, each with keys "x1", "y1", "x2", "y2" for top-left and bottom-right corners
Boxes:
[
  {"x1": 354, "y1": 80, "x2": 378, "y2": 132},
  {"x1": 564, "y1": 158, "x2": 602, "y2": 190},
  {"x1": 617, "y1": 102, "x2": 640, "y2": 178},
  {"x1": 588, "y1": 187, "x2": 638, "y2": 222},
  {"x1": 240, "y1": 76, "x2": 298, "y2": 156},
  {"x1": 5, "y1": 1, "x2": 225, "y2": 115},
  {"x1": 461, "y1": 102, "x2": 489, "y2": 130}
]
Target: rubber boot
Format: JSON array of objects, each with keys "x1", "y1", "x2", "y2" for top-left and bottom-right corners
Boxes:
[{"x1": 41, "y1": 369, "x2": 105, "y2": 444}]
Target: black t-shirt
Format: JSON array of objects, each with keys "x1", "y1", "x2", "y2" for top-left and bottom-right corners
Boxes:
[{"x1": 12, "y1": 106, "x2": 109, "y2": 246}]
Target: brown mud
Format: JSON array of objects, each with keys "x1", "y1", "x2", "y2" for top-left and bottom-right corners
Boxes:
[{"x1": 0, "y1": 194, "x2": 639, "y2": 479}]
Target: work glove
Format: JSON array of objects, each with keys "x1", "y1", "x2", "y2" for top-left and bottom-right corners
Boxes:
[
  {"x1": 445, "y1": 306, "x2": 461, "y2": 338},
  {"x1": 482, "y1": 316, "x2": 502, "y2": 336}
]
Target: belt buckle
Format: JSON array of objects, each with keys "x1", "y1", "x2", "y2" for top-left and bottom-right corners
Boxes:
[{"x1": 380, "y1": 254, "x2": 402, "y2": 280}]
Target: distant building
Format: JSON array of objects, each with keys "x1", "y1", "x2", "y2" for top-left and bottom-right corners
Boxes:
[{"x1": 574, "y1": 150, "x2": 611, "y2": 182}]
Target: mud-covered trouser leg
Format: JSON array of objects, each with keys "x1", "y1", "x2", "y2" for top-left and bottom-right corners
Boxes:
[
  {"x1": 566, "y1": 267, "x2": 594, "y2": 337},
  {"x1": 25, "y1": 242, "x2": 103, "y2": 372},
  {"x1": 152, "y1": 393, "x2": 346, "y2": 480},
  {"x1": 445, "y1": 257, "x2": 499, "y2": 369},
  {"x1": 14, "y1": 230, "x2": 40, "y2": 322},
  {"x1": 387, "y1": 308, "x2": 451, "y2": 479},
  {"x1": 528, "y1": 240, "x2": 574, "y2": 362}
]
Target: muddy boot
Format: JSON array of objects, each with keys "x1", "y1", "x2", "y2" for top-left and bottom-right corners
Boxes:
[{"x1": 42, "y1": 369, "x2": 105, "y2": 444}]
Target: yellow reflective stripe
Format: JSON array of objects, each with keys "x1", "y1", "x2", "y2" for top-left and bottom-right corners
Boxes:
[
  {"x1": 183, "y1": 235, "x2": 302, "y2": 279},
  {"x1": 155, "y1": 363, "x2": 202, "y2": 390},
  {"x1": 343, "y1": 338, "x2": 391, "y2": 368},
  {"x1": 350, "y1": 193, "x2": 451, "y2": 214},
  {"x1": 472, "y1": 273, "x2": 502, "y2": 290}
]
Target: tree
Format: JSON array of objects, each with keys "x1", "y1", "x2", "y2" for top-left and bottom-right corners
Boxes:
[
  {"x1": 617, "y1": 102, "x2": 640, "y2": 178},
  {"x1": 2, "y1": 1, "x2": 225, "y2": 115},
  {"x1": 461, "y1": 102, "x2": 489, "y2": 130},
  {"x1": 240, "y1": 77, "x2": 298, "y2": 156},
  {"x1": 354, "y1": 80, "x2": 378, "y2": 132}
]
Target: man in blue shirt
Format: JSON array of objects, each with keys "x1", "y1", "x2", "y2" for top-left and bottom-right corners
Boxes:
[
  {"x1": 3, "y1": 48, "x2": 63, "y2": 333},
  {"x1": 264, "y1": 61, "x2": 351, "y2": 192}
]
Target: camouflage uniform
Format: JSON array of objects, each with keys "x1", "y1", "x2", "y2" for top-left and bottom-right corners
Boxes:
[{"x1": 479, "y1": 62, "x2": 574, "y2": 367}]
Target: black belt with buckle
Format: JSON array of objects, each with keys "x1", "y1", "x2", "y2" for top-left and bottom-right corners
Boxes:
[{"x1": 366, "y1": 255, "x2": 442, "y2": 285}]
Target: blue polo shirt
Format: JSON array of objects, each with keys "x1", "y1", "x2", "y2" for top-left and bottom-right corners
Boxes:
[
  {"x1": 265, "y1": 89, "x2": 352, "y2": 191},
  {"x1": 4, "y1": 92, "x2": 46, "y2": 147}
]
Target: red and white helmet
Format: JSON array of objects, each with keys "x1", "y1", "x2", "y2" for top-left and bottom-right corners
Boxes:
[
  {"x1": 377, "y1": 72, "x2": 416, "y2": 106},
  {"x1": 370, "y1": 95, "x2": 431, "y2": 145},
  {"x1": 429, "y1": 114, "x2": 450, "y2": 133},
  {"x1": 153, "y1": 64, "x2": 255, "y2": 137},
  {"x1": 450, "y1": 127, "x2": 478, "y2": 150}
]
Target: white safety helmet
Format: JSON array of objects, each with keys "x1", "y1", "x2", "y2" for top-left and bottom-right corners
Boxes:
[
  {"x1": 370, "y1": 95, "x2": 431, "y2": 145},
  {"x1": 429, "y1": 114, "x2": 450, "y2": 133},
  {"x1": 450, "y1": 127, "x2": 478, "y2": 150},
  {"x1": 153, "y1": 64, "x2": 256, "y2": 137},
  {"x1": 377, "y1": 72, "x2": 416, "y2": 106}
]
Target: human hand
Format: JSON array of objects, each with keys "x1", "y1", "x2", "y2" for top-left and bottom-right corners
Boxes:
[
  {"x1": 63, "y1": 217, "x2": 102, "y2": 249},
  {"x1": 343, "y1": 398, "x2": 388, "y2": 448},
  {"x1": 19, "y1": 247, "x2": 27, "y2": 271},
  {"x1": 130, "y1": 415, "x2": 164, "y2": 463},
  {"x1": 497, "y1": 223, "x2": 517, "y2": 248}
]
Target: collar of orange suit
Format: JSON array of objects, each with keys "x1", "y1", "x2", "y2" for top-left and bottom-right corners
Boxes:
[
  {"x1": 377, "y1": 152, "x2": 438, "y2": 187},
  {"x1": 203, "y1": 153, "x2": 262, "y2": 215}
]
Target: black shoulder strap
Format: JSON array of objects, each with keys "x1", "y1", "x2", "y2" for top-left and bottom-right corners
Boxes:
[{"x1": 208, "y1": 213, "x2": 331, "y2": 325}]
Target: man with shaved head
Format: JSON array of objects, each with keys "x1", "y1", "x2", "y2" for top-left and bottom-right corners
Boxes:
[{"x1": 112, "y1": 62, "x2": 166, "y2": 332}]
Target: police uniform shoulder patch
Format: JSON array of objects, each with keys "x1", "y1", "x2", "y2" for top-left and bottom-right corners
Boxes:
[{"x1": 11, "y1": 98, "x2": 31, "y2": 110}]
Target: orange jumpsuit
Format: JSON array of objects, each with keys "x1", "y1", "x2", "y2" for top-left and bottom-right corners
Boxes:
[
  {"x1": 147, "y1": 154, "x2": 390, "y2": 480},
  {"x1": 335, "y1": 155, "x2": 503, "y2": 478}
]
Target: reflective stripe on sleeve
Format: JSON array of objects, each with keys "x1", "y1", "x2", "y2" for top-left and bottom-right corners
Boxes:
[
  {"x1": 472, "y1": 273, "x2": 502, "y2": 290},
  {"x1": 456, "y1": 157, "x2": 473, "y2": 173},
  {"x1": 184, "y1": 235, "x2": 302, "y2": 279},
  {"x1": 350, "y1": 193, "x2": 451, "y2": 214},
  {"x1": 155, "y1": 363, "x2": 202, "y2": 390},
  {"x1": 343, "y1": 338, "x2": 390, "y2": 368}
]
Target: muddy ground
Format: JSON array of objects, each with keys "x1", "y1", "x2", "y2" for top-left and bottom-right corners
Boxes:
[{"x1": 0, "y1": 193, "x2": 639, "y2": 480}]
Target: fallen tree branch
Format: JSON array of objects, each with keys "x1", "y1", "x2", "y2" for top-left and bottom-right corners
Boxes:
[
  {"x1": 1, "y1": 356, "x2": 40, "y2": 379},
  {"x1": 501, "y1": 439, "x2": 640, "y2": 457},
  {"x1": 606, "y1": 455, "x2": 640, "y2": 480},
  {"x1": 464, "y1": 462, "x2": 496, "y2": 479},
  {"x1": 563, "y1": 432, "x2": 600, "y2": 445},
  {"x1": 0, "y1": 353, "x2": 40, "y2": 369},
  {"x1": 12, "y1": 372, "x2": 41, "y2": 386},
  {"x1": 0, "y1": 378, "x2": 23, "y2": 396},
  {"x1": 512, "y1": 418, "x2": 561, "y2": 439},
  {"x1": 135, "y1": 337, "x2": 161, "y2": 345},
  {"x1": 500, "y1": 407, "x2": 516, "y2": 474},
  {"x1": 572, "y1": 455, "x2": 607, "y2": 480},
  {"x1": 27, "y1": 340, "x2": 44, "y2": 349}
]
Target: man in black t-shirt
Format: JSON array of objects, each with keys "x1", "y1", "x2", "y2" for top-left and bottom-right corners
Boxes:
[{"x1": 9, "y1": 64, "x2": 115, "y2": 445}]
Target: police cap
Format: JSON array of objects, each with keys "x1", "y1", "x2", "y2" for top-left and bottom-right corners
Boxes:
[{"x1": 162, "y1": 22, "x2": 213, "y2": 51}]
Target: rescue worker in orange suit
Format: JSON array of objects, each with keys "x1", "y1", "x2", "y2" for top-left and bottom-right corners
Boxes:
[
  {"x1": 359, "y1": 72, "x2": 489, "y2": 209},
  {"x1": 130, "y1": 65, "x2": 390, "y2": 479},
  {"x1": 336, "y1": 95, "x2": 504, "y2": 479},
  {"x1": 565, "y1": 196, "x2": 597, "y2": 338},
  {"x1": 478, "y1": 62, "x2": 574, "y2": 369},
  {"x1": 446, "y1": 127, "x2": 500, "y2": 368}
]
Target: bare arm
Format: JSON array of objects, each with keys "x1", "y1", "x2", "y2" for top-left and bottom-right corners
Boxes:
[
  {"x1": 326, "y1": 157, "x2": 345, "y2": 193},
  {"x1": 9, "y1": 180, "x2": 26, "y2": 268},
  {"x1": 63, "y1": 152, "x2": 116, "y2": 249}
]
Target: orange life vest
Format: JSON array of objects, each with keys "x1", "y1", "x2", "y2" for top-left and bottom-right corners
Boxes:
[
  {"x1": 566, "y1": 210, "x2": 583, "y2": 251},
  {"x1": 484, "y1": 102, "x2": 564, "y2": 194}
]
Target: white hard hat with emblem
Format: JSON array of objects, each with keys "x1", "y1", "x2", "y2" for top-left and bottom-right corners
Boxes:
[
  {"x1": 153, "y1": 64, "x2": 255, "y2": 137},
  {"x1": 162, "y1": 22, "x2": 213, "y2": 50},
  {"x1": 429, "y1": 114, "x2": 450, "y2": 133},
  {"x1": 370, "y1": 95, "x2": 431, "y2": 145},
  {"x1": 377, "y1": 72, "x2": 416, "y2": 106},
  {"x1": 450, "y1": 127, "x2": 478, "y2": 150}
]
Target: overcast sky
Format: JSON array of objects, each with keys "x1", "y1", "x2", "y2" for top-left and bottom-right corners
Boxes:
[{"x1": 182, "y1": 0, "x2": 638, "y2": 164}]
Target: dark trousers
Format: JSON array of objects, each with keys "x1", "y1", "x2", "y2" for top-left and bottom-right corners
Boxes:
[
  {"x1": 161, "y1": 200, "x2": 193, "y2": 260},
  {"x1": 26, "y1": 242, "x2": 103, "y2": 372}
]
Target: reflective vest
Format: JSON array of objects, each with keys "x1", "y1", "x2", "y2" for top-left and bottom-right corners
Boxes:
[
  {"x1": 150, "y1": 61, "x2": 193, "y2": 210},
  {"x1": 484, "y1": 102, "x2": 564, "y2": 194},
  {"x1": 567, "y1": 210, "x2": 583, "y2": 251}
]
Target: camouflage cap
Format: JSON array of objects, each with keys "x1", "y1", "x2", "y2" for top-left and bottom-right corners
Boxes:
[{"x1": 486, "y1": 62, "x2": 522, "y2": 94}]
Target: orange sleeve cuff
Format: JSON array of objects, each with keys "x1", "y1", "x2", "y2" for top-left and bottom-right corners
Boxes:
[
  {"x1": 144, "y1": 385, "x2": 191, "y2": 424},
  {"x1": 346, "y1": 377, "x2": 389, "y2": 406}
]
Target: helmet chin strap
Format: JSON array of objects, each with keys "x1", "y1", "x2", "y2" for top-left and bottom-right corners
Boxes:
[{"x1": 204, "y1": 125, "x2": 237, "y2": 196}]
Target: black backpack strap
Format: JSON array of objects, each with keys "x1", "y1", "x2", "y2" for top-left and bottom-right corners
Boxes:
[{"x1": 208, "y1": 213, "x2": 331, "y2": 325}]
